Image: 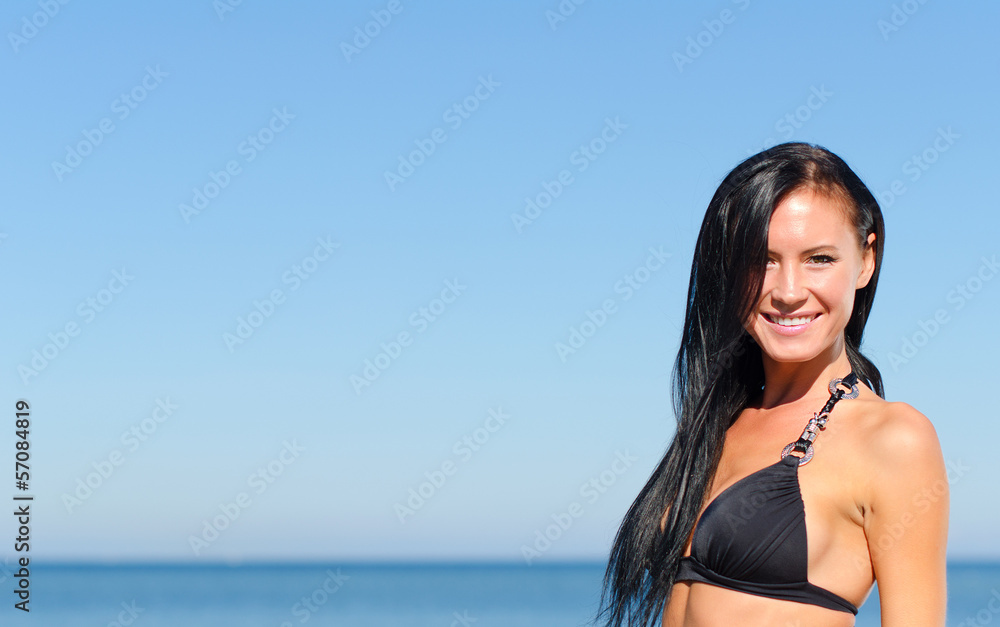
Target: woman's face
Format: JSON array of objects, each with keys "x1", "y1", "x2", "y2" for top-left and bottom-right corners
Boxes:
[{"x1": 743, "y1": 186, "x2": 876, "y2": 364}]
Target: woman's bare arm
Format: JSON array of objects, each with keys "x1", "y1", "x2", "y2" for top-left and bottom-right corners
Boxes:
[{"x1": 863, "y1": 402, "x2": 949, "y2": 626}]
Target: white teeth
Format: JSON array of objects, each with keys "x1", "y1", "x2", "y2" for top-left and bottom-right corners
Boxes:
[{"x1": 767, "y1": 314, "x2": 816, "y2": 326}]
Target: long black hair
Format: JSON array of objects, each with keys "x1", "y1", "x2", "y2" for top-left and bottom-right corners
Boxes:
[{"x1": 593, "y1": 142, "x2": 886, "y2": 626}]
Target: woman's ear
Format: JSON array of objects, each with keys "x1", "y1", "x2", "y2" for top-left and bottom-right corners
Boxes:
[{"x1": 856, "y1": 232, "x2": 876, "y2": 289}]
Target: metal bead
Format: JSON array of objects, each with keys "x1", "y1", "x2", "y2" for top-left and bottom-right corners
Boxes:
[
  {"x1": 781, "y1": 442, "x2": 814, "y2": 465},
  {"x1": 829, "y1": 376, "x2": 860, "y2": 399}
]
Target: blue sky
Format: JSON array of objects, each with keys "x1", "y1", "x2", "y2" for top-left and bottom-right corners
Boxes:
[{"x1": 1, "y1": 1, "x2": 997, "y2": 564}]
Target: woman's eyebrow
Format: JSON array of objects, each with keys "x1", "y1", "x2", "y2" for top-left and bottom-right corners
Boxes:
[{"x1": 767, "y1": 244, "x2": 840, "y2": 255}]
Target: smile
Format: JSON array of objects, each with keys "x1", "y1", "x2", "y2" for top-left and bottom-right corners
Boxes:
[
  {"x1": 761, "y1": 312, "x2": 820, "y2": 336},
  {"x1": 764, "y1": 313, "x2": 819, "y2": 326}
]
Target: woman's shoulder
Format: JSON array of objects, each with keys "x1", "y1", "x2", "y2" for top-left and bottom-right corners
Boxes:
[
  {"x1": 843, "y1": 395, "x2": 945, "y2": 486},
  {"x1": 855, "y1": 398, "x2": 940, "y2": 456}
]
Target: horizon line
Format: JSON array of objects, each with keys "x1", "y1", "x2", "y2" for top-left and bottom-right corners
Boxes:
[{"x1": 7, "y1": 557, "x2": 999, "y2": 568}]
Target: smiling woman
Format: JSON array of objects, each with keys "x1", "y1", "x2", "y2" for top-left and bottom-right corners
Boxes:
[
  {"x1": 593, "y1": 143, "x2": 949, "y2": 627},
  {"x1": 746, "y1": 187, "x2": 876, "y2": 362}
]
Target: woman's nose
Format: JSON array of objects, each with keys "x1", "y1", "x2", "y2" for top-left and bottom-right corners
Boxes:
[{"x1": 771, "y1": 263, "x2": 808, "y2": 305}]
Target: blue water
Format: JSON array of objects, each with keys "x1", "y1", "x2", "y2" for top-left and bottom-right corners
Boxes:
[{"x1": 1, "y1": 561, "x2": 996, "y2": 625}]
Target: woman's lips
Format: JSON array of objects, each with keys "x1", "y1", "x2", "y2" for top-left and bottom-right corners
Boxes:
[{"x1": 761, "y1": 312, "x2": 820, "y2": 336}]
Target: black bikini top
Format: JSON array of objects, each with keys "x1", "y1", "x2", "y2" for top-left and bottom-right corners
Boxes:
[{"x1": 673, "y1": 373, "x2": 860, "y2": 615}]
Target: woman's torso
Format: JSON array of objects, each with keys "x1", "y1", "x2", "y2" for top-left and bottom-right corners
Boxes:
[{"x1": 661, "y1": 387, "x2": 892, "y2": 626}]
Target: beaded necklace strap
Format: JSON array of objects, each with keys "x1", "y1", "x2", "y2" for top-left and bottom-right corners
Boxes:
[{"x1": 780, "y1": 372, "x2": 860, "y2": 466}]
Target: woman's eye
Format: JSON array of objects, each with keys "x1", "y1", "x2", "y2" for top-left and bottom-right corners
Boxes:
[{"x1": 810, "y1": 255, "x2": 836, "y2": 264}]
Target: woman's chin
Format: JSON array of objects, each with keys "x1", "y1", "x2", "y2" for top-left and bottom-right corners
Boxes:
[{"x1": 757, "y1": 343, "x2": 821, "y2": 363}]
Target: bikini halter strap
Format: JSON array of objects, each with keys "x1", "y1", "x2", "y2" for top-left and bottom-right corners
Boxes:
[{"x1": 780, "y1": 371, "x2": 860, "y2": 466}]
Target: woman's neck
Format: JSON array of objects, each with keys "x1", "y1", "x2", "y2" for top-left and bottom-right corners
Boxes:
[{"x1": 756, "y1": 347, "x2": 853, "y2": 410}]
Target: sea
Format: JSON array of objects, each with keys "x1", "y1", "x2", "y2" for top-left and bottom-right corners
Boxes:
[{"x1": 2, "y1": 561, "x2": 996, "y2": 626}]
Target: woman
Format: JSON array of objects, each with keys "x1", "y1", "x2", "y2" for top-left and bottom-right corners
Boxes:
[{"x1": 594, "y1": 143, "x2": 949, "y2": 626}]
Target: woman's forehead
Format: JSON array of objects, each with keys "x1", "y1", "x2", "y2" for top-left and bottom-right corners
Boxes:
[{"x1": 767, "y1": 189, "x2": 854, "y2": 245}]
